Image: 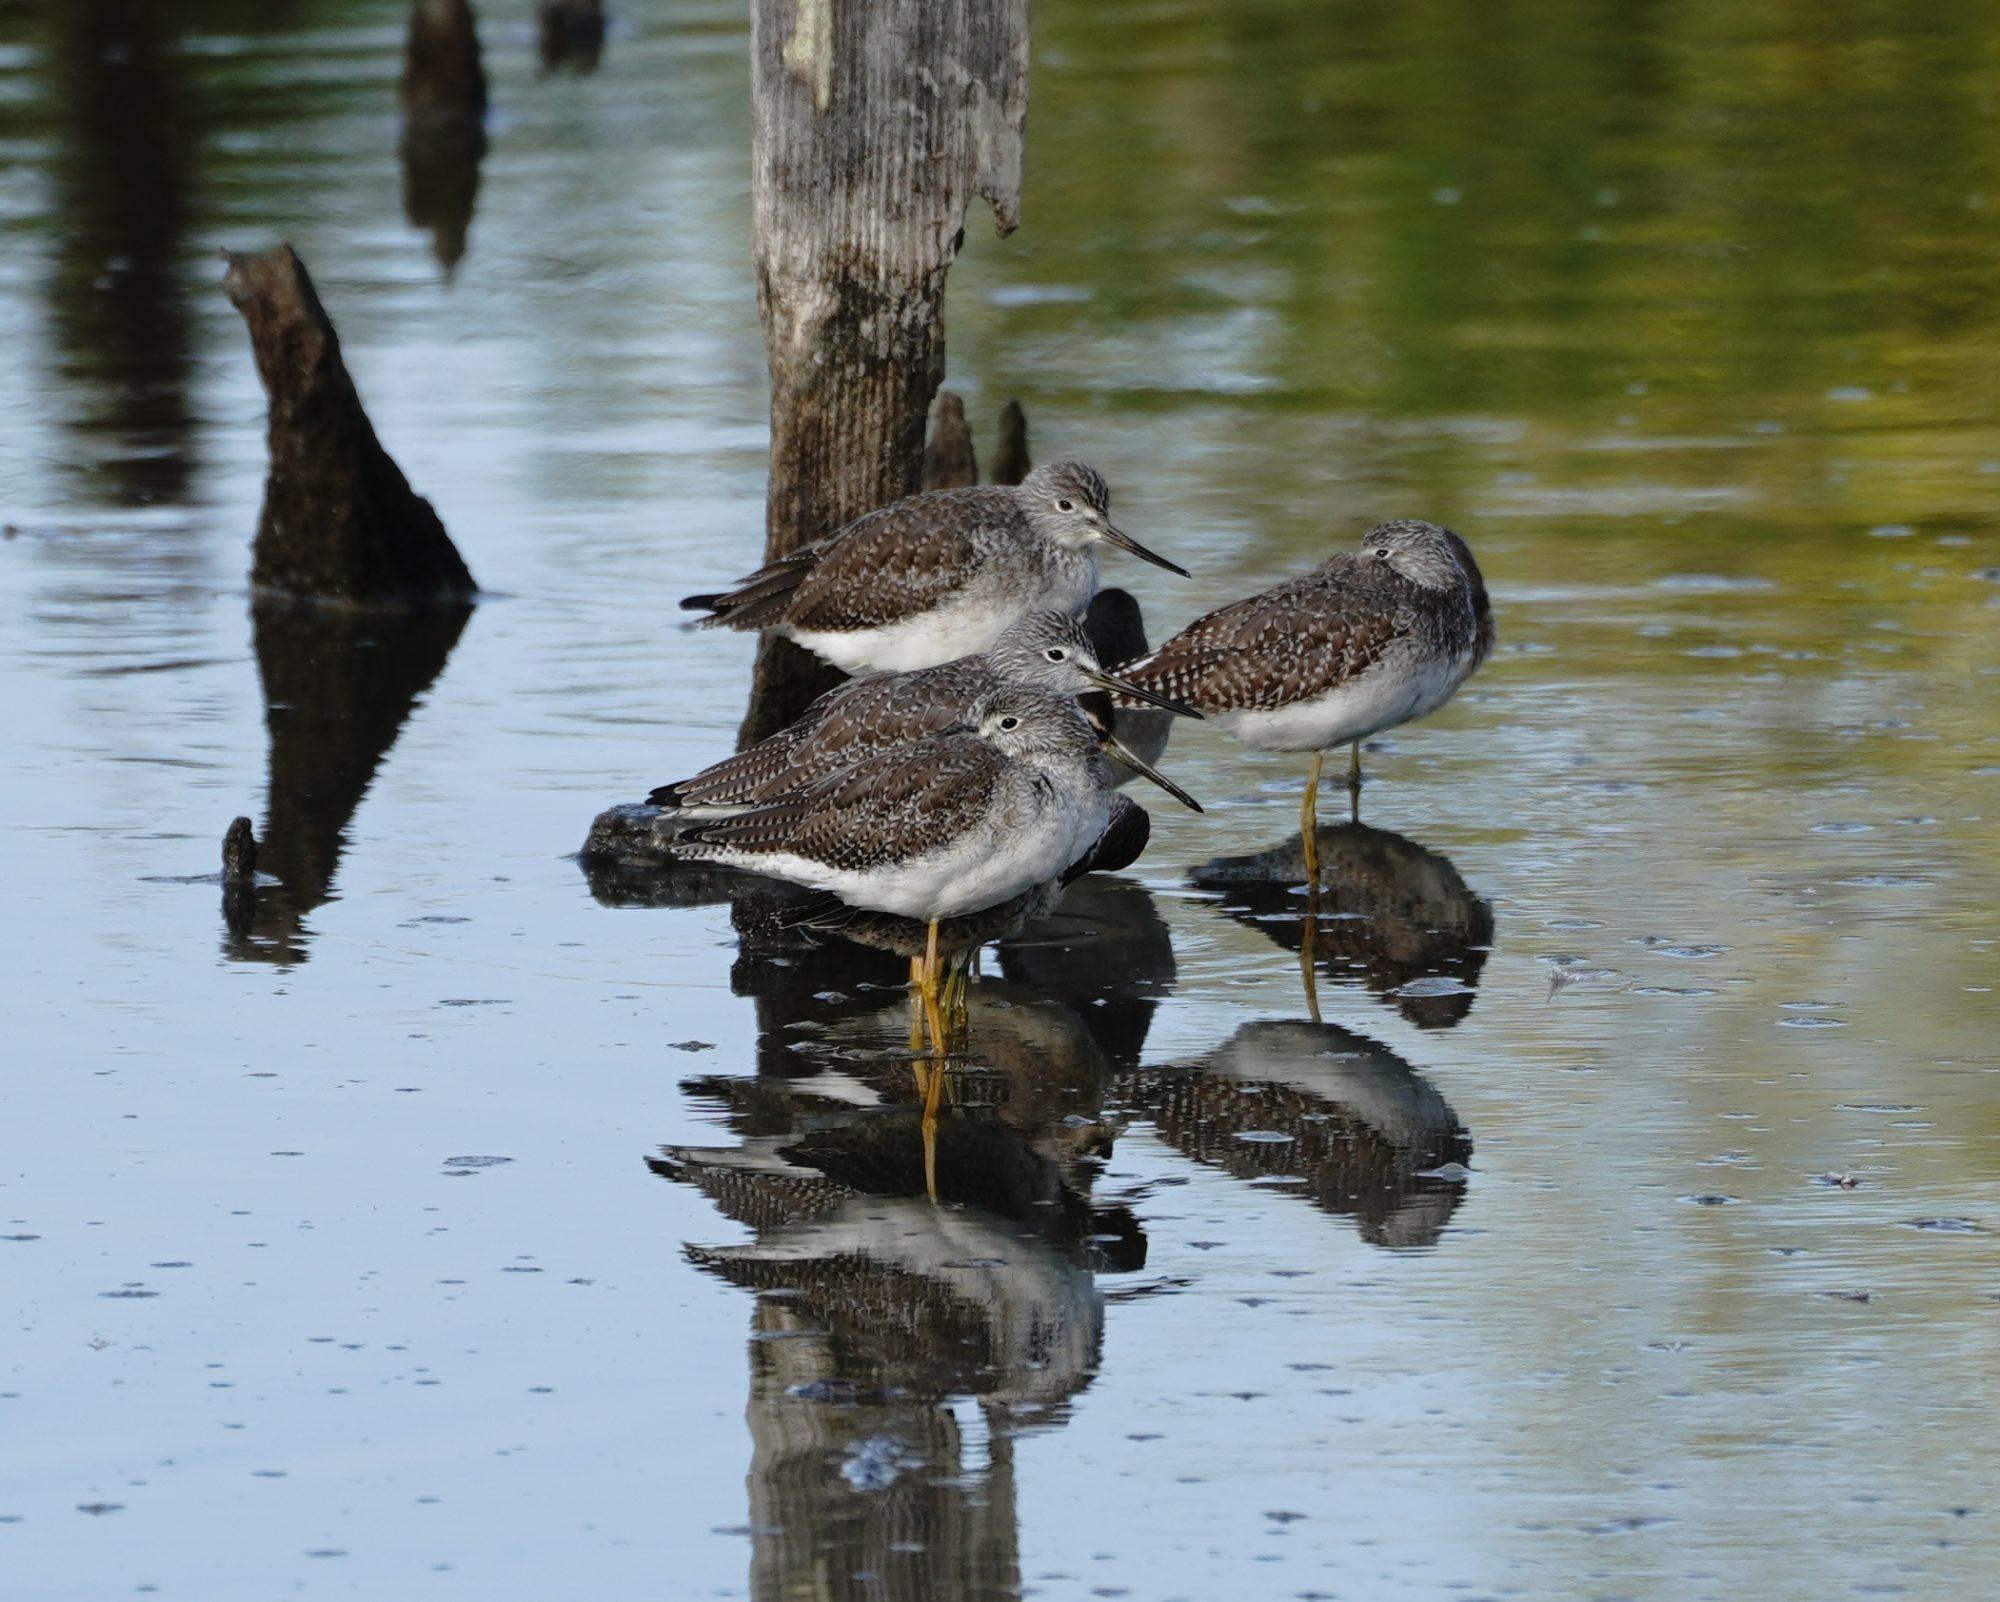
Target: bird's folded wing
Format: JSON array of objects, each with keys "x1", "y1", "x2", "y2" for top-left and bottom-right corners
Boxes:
[
  {"x1": 687, "y1": 734, "x2": 1007, "y2": 872},
  {"x1": 1120, "y1": 569, "x2": 1404, "y2": 712},
  {"x1": 784, "y1": 498, "x2": 1002, "y2": 631}
]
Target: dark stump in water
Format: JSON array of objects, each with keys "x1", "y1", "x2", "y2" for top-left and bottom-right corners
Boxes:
[
  {"x1": 920, "y1": 391, "x2": 978, "y2": 490},
  {"x1": 221, "y1": 243, "x2": 476, "y2": 609}
]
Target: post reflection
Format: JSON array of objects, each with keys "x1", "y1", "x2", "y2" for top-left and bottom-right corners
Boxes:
[
  {"x1": 399, "y1": 0, "x2": 489, "y2": 275},
  {"x1": 225, "y1": 602, "x2": 470, "y2": 962},
  {"x1": 1190, "y1": 821, "x2": 1494, "y2": 1028},
  {"x1": 1119, "y1": 1018, "x2": 1473, "y2": 1250},
  {"x1": 43, "y1": 0, "x2": 198, "y2": 507}
]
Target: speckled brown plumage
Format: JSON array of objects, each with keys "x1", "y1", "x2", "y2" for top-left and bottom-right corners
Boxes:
[
  {"x1": 651, "y1": 612, "x2": 1104, "y2": 811},
  {"x1": 1118, "y1": 569, "x2": 1407, "y2": 712},
  {"x1": 1115, "y1": 519, "x2": 1490, "y2": 732},
  {"x1": 683, "y1": 465, "x2": 1112, "y2": 635},
  {"x1": 681, "y1": 733, "x2": 1008, "y2": 872}
]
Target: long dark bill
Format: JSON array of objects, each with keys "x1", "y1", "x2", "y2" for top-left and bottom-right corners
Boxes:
[
  {"x1": 1083, "y1": 667, "x2": 1205, "y2": 720},
  {"x1": 1101, "y1": 523, "x2": 1191, "y2": 578},
  {"x1": 1101, "y1": 733, "x2": 1204, "y2": 813}
]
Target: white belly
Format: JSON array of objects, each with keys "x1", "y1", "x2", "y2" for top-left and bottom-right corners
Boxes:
[
  {"x1": 715, "y1": 813, "x2": 1091, "y2": 921},
  {"x1": 1217, "y1": 648, "x2": 1471, "y2": 754},
  {"x1": 784, "y1": 557, "x2": 1099, "y2": 675}
]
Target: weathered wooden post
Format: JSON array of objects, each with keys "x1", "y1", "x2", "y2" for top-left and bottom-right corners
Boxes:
[{"x1": 739, "y1": 0, "x2": 1029, "y2": 743}]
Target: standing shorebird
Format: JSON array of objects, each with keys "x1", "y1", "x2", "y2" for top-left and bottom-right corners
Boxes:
[
  {"x1": 680, "y1": 462, "x2": 1190, "y2": 674},
  {"x1": 649, "y1": 610, "x2": 1201, "y2": 815},
  {"x1": 1116, "y1": 519, "x2": 1493, "y2": 881},
  {"x1": 673, "y1": 688, "x2": 1134, "y2": 1048}
]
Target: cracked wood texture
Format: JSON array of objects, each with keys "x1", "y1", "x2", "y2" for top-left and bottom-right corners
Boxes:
[{"x1": 739, "y1": 0, "x2": 1029, "y2": 745}]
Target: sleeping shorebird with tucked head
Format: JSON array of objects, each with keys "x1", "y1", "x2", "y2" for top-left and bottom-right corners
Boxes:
[
  {"x1": 649, "y1": 610, "x2": 1202, "y2": 816},
  {"x1": 680, "y1": 462, "x2": 1190, "y2": 674},
  {"x1": 1115, "y1": 519, "x2": 1493, "y2": 882}
]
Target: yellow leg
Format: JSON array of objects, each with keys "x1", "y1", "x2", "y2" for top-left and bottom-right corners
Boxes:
[
  {"x1": 939, "y1": 956, "x2": 973, "y2": 1052},
  {"x1": 907, "y1": 955, "x2": 926, "y2": 1053},
  {"x1": 920, "y1": 919, "x2": 948, "y2": 1057},
  {"x1": 1348, "y1": 740, "x2": 1362, "y2": 823},
  {"x1": 1300, "y1": 750, "x2": 1324, "y2": 888},
  {"x1": 921, "y1": 1054, "x2": 944, "y2": 1203}
]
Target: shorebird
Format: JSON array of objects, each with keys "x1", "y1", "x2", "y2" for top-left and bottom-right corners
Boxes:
[
  {"x1": 649, "y1": 610, "x2": 1201, "y2": 815},
  {"x1": 673, "y1": 688, "x2": 1138, "y2": 1048},
  {"x1": 680, "y1": 462, "x2": 1190, "y2": 674},
  {"x1": 1116, "y1": 519, "x2": 1492, "y2": 881}
]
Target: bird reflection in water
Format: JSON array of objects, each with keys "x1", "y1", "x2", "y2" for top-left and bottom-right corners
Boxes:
[
  {"x1": 1191, "y1": 820, "x2": 1493, "y2": 1028},
  {"x1": 1119, "y1": 1018, "x2": 1473, "y2": 1250},
  {"x1": 651, "y1": 893, "x2": 1153, "y2": 1602}
]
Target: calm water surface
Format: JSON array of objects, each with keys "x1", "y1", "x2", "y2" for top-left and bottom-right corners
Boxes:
[{"x1": 4, "y1": 2, "x2": 1998, "y2": 1598}]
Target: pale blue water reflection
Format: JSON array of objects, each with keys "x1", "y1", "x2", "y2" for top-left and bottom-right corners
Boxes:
[{"x1": 3, "y1": 3, "x2": 1999, "y2": 1600}]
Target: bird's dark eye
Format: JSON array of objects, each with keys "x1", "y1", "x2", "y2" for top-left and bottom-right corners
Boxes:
[
  {"x1": 1045, "y1": 648, "x2": 1066, "y2": 662},
  {"x1": 999, "y1": 715, "x2": 1020, "y2": 731},
  {"x1": 1056, "y1": 499, "x2": 1075, "y2": 513},
  {"x1": 1376, "y1": 547, "x2": 1391, "y2": 558}
]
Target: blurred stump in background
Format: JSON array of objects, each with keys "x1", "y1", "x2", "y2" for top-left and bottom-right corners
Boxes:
[
  {"x1": 920, "y1": 391, "x2": 978, "y2": 490},
  {"x1": 739, "y1": 0, "x2": 1030, "y2": 745},
  {"x1": 221, "y1": 244, "x2": 476, "y2": 608},
  {"x1": 399, "y1": 0, "x2": 488, "y2": 272},
  {"x1": 991, "y1": 398, "x2": 1030, "y2": 486},
  {"x1": 539, "y1": 0, "x2": 607, "y2": 74}
]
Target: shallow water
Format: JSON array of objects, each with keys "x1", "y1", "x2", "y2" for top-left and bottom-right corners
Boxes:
[{"x1": 4, "y1": 2, "x2": 1999, "y2": 1598}]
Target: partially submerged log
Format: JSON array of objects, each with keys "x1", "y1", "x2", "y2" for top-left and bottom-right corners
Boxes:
[
  {"x1": 739, "y1": 0, "x2": 1030, "y2": 744},
  {"x1": 222, "y1": 244, "x2": 476, "y2": 608},
  {"x1": 920, "y1": 391, "x2": 977, "y2": 491}
]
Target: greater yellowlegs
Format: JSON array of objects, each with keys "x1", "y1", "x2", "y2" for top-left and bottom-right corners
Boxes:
[
  {"x1": 1117, "y1": 518, "x2": 1492, "y2": 881},
  {"x1": 681, "y1": 463, "x2": 1190, "y2": 674},
  {"x1": 674, "y1": 688, "x2": 1133, "y2": 1048},
  {"x1": 649, "y1": 610, "x2": 1200, "y2": 814}
]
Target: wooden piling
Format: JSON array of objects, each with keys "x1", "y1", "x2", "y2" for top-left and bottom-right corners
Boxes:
[{"x1": 739, "y1": 0, "x2": 1029, "y2": 743}]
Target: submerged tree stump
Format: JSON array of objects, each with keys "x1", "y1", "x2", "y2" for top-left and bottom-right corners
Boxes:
[
  {"x1": 920, "y1": 391, "x2": 977, "y2": 491},
  {"x1": 739, "y1": 0, "x2": 1029, "y2": 743},
  {"x1": 222, "y1": 244, "x2": 476, "y2": 608}
]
